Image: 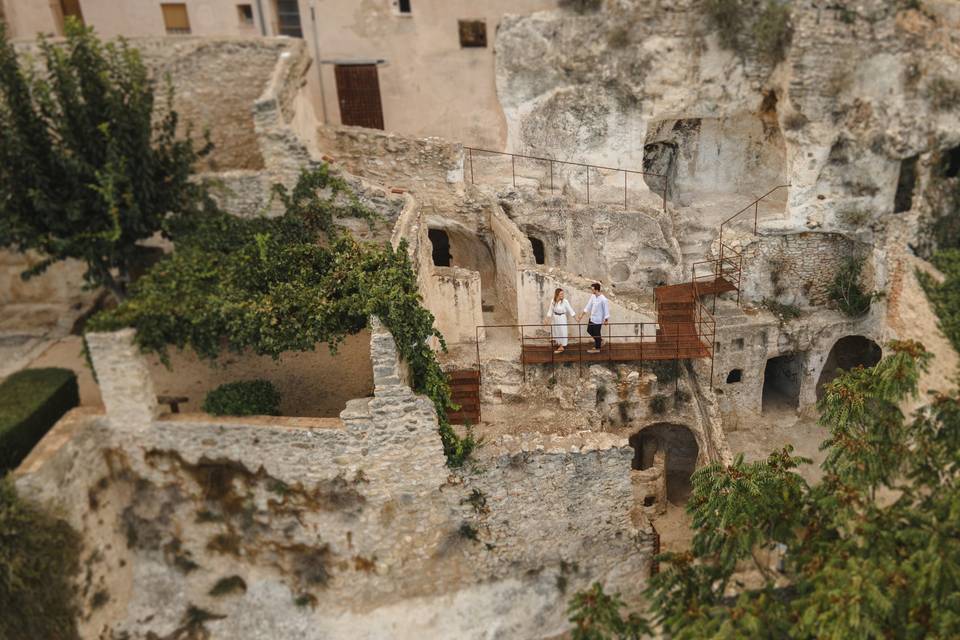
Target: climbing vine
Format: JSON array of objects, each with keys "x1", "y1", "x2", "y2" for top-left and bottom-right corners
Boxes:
[{"x1": 88, "y1": 166, "x2": 475, "y2": 466}]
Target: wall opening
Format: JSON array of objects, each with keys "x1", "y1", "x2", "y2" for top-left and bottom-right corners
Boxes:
[
  {"x1": 726, "y1": 369, "x2": 743, "y2": 383},
  {"x1": 529, "y1": 236, "x2": 546, "y2": 265},
  {"x1": 630, "y1": 423, "x2": 699, "y2": 505},
  {"x1": 762, "y1": 353, "x2": 803, "y2": 413},
  {"x1": 816, "y1": 336, "x2": 882, "y2": 400},
  {"x1": 428, "y1": 228, "x2": 451, "y2": 267},
  {"x1": 894, "y1": 155, "x2": 919, "y2": 213},
  {"x1": 940, "y1": 145, "x2": 960, "y2": 178}
]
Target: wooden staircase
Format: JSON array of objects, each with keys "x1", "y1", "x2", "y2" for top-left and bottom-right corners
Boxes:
[{"x1": 446, "y1": 369, "x2": 481, "y2": 425}]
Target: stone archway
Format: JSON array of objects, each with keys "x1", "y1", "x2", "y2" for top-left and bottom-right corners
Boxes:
[
  {"x1": 763, "y1": 353, "x2": 804, "y2": 413},
  {"x1": 629, "y1": 423, "x2": 699, "y2": 505},
  {"x1": 816, "y1": 335, "x2": 882, "y2": 400}
]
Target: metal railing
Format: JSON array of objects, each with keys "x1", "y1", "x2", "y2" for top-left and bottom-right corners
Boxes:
[
  {"x1": 463, "y1": 146, "x2": 668, "y2": 212},
  {"x1": 717, "y1": 184, "x2": 790, "y2": 273},
  {"x1": 475, "y1": 317, "x2": 715, "y2": 384},
  {"x1": 692, "y1": 244, "x2": 744, "y2": 308}
]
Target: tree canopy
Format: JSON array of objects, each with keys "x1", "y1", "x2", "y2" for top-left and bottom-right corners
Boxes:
[
  {"x1": 0, "y1": 19, "x2": 210, "y2": 299},
  {"x1": 88, "y1": 165, "x2": 475, "y2": 466},
  {"x1": 572, "y1": 340, "x2": 960, "y2": 638}
]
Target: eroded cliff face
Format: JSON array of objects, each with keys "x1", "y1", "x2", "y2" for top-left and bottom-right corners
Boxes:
[{"x1": 497, "y1": 0, "x2": 960, "y2": 234}]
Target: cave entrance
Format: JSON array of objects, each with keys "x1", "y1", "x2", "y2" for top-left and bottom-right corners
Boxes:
[
  {"x1": 428, "y1": 228, "x2": 451, "y2": 267},
  {"x1": 529, "y1": 236, "x2": 546, "y2": 265},
  {"x1": 642, "y1": 110, "x2": 787, "y2": 204},
  {"x1": 629, "y1": 423, "x2": 699, "y2": 505},
  {"x1": 894, "y1": 155, "x2": 919, "y2": 213},
  {"x1": 816, "y1": 336, "x2": 882, "y2": 401},
  {"x1": 762, "y1": 353, "x2": 804, "y2": 413}
]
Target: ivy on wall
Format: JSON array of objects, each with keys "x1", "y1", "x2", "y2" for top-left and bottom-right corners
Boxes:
[{"x1": 88, "y1": 166, "x2": 475, "y2": 466}]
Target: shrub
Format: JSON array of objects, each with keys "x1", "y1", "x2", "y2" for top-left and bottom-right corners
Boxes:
[
  {"x1": 559, "y1": 0, "x2": 603, "y2": 13},
  {"x1": 649, "y1": 394, "x2": 669, "y2": 415},
  {"x1": 918, "y1": 249, "x2": 960, "y2": 355},
  {"x1": 828, "y1": 256, "x2": 881, "y2": 317},
  {"x1": 761, "y1": 298, "x2": 802, "y2": 321},
  {"x1": 568, "y1": 582, "x2": 651, "y2": 639},
  {"x1": 202, "y1": 380, "x2": 281, "y2": 417},
  {"x1": 643, "y1": 360, "x2": 684, "y2": 384},
  {"x1": 704, "y1": 0, "x2": 792, "y2": 63},
  {"x1": 0, "y1": 368, "x2": 79, "y2": 472},
  {"x1": 926, "y1": 76, "x2": 960, "y2": 112},
  {"x1": 0, "y1": 478, "x2": 82, "y2": 639}
]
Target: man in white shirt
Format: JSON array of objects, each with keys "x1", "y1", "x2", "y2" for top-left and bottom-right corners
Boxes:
[{"x1": 579, "y1": 283, "x2": 610, "y2": 353}]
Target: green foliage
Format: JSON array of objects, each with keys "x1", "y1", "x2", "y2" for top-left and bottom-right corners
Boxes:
[
  {"x1": 0, "y1": 368, "x2": 79, "y2": 472},
  {"x1": 761, "y1": 297, "x2": 801, "y2": 321},
  {"x1": 87, "y1": 167, "x2": 473, "y2": 466},
  {"x1": 596, "y1": 340, "x2": 960, "y2": 639},
  {"x1": 0, "y1": 477, "x2": 82, "y2": 640},
  {"x1": 827, "y1": 256, "x2": 881, "y2": 317},
  {"x1": 0, "y1": 20, "x2": 211, "y2": 300},
  {"x1": 648, "y1": 394, "x2": 669, "y2": 415},
  {"x1": 559, "y1": 0, "x2": 603, "y2": 14},
  {"x1": 925, "y1": 76, "x2": 960, "y2": 112},
  {"x1": 568, "y1": 582, "x2": 651, "y2": 640},
  {"x1": 642, "y1": 359, "x2": 684, "y2": 384},
  {"x1": 209, "y1": 575, "x2": 247, "y2": 597},
  {"x1": 202, "y1": 380, "x2": 281, "y2": 417},
  {"x1": 703, "y1": 0, "x2": 792, "y2": 64},
  {"x1": 918, "y1": 249, "x2": 960, "y2": 356}
]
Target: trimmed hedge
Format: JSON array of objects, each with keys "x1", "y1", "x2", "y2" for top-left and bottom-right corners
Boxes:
[
  {"x1": 0, "y1": 368, "x2": 79, "y2": 472},
  {"x1": 202, "y1": 380, "x2": 282, "y2": 417}
]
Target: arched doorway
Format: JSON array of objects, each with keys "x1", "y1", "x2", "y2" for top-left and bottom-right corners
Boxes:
[
  {"x1": 629, "y1": 423, "x2": 699, "y2": 505},
  {"x1": 816, "y1": 336, "x2": 882, "y2": 400}
]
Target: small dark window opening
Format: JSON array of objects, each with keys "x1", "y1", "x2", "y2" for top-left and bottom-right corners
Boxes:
[
  {"x1": 529, "y1": 236, "x2": 545, "y2": 265},
  {"x1": 428, "y1": 228, "x2": 451, "y2": 267},
  {"x1": 398, "y1": 0, "x2": 411, "y2": 13},
  {"x1": 237, "y1": 4, "x2": 254, "y2": 25},
  {"x1": 458, "y1": 20, "x2": 487, "y2": 48},
  {"x1": 732, "y1": 338, "x2": 744, "y2": 350},
  {"x1": 643, "y1": 495, "x2": 657, "y2": 507},
  {"x1": 941, "y1": 146, "x2": 960, "y2": 178},
  {"x1": 894, "y1": 155, "x2": 919, "y2": 213},
  {"x1": 726, "y1": 369, "x2": 743, "y2": 384}
]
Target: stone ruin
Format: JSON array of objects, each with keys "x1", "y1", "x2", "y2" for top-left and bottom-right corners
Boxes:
[{"x1": 9, "y1": 1, "x2": 960, "y2": 637}]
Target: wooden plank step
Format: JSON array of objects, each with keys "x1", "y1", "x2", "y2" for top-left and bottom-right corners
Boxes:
[{"x1": 446, "y1": 369, "x2": 480, "y2": 381}]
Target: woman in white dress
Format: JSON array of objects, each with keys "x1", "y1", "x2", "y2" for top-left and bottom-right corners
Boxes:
[{"x1": 545, "y1": 288, "x2": 576, "y2": 353}]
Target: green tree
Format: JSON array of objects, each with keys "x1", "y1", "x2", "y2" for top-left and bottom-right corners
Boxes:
[
  {"x1": 0, "y1": 19, "x2": 210, "y2": 300},
  {"x1": 571, "y1": 340, "x2": 960, "y2": 638},
  {"x1": 88, "y1": 166, "x2": 476, "y2": 466}
]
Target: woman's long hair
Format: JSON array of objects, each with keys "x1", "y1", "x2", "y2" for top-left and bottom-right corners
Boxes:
[{"x1": 553, "y1": 288, "x2": 564, "y2": 304}]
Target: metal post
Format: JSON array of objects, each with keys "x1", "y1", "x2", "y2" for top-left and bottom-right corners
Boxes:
[
  {"x1": 521, "y1": 328, "x2": 526, "y2": 382},
  {"x1": 512, "y1": 155, "x2": 516, "y2": 188},
  {"x1": 475, "y1": 325, "x2": 483, "y2": 424},
  {"x1": 469, "y1": 147, "x2": 474, "y2": 184},
  {"x1": 607, "y1": 322, "x2": 612, "y2": 367},
  {"x1": 675, "y1": 323, "x2": 680, "y2": 394},
  {"x1": 577, "y1": 322, "x2": 583, "y2": 377}
]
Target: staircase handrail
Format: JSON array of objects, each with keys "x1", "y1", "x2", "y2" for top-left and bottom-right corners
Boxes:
[
  {"x1": 463, "y1": 146, "x2": 668, "y2": 212},
  {"x1": 717, "y1": 184, "x2": 790, "y2": 266}
]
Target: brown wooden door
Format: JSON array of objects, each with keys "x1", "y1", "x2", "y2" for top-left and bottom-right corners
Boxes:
[
  {"x1": 60, "y1": 0, "x2": 84, "y2": 24},
  {"x1": 334, "y1": 64, "x2": 385, "y2": 130}
]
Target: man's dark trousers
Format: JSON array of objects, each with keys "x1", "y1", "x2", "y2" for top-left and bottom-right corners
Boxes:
[{"x1": 587, "y1": 322, "x2": 602, "y2": 350}]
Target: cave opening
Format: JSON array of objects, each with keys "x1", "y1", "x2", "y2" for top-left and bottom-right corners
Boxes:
[
  {"x1": 529, "y1": 236, "x2": 546, "y2": 265},
  {"x1": 428, "y1": 228, "x2": 451, "y2": 267},
  {"x1": 816, "y1": 336, "x2": 882, "y2": 400},
  {"x1": 762, "y1": 353, "x2": 804, "y2": 413},
  {"x1": 629, "y1": 423, "x2": 699, "y2": 505},
  {"x1": 894, "y1": 155, "x2": 919, "y2": 213}
]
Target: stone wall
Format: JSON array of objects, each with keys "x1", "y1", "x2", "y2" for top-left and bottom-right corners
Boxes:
[
  {"x1": 17, "y1": 318, "x2": 653, "y2": 638},
  {"x1": 734, "y1": 232, "x2": 871, "y2": 307},
  {"x1": 317, "y1": 125, "x2": 464, "y2": 191}
]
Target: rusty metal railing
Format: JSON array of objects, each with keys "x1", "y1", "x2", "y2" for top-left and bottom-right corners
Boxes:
[
  {"x1": 716, "y1": 184, "x2": 790, "y2": 279},
  {"x1": 463, "y1": 146, "x2": 668, "y2": 212},
  {"x1": 475, "y1": 317, "x2": 715, "y2": 385}
]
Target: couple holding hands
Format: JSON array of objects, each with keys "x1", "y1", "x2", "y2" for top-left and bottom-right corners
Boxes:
[{"x1": 544, "y1": 283, "x2": 610, "y2": 354}]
